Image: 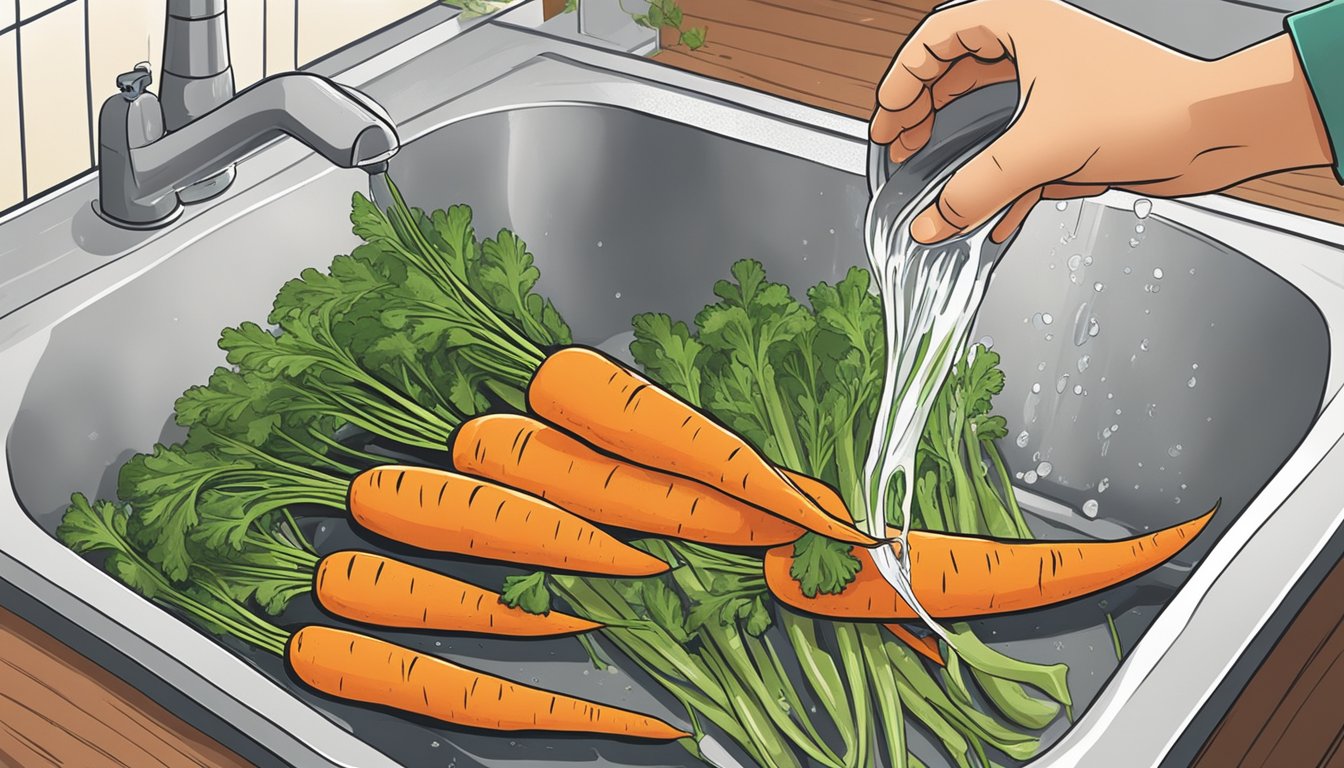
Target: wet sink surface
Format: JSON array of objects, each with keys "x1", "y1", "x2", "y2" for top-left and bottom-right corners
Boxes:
[
  {"x1": 7, "y1": 98, "x2": 1332, "y2": 767},
  {"x1": 1, "y1": 14, "x2": 1341, "y2": 767}
]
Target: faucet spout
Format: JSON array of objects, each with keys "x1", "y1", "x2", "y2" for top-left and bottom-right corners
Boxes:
[
  {"x1": 134, "y1": 73, "x2": 399, "y2": 197},
  {"x1": 98, "y1": 72, "x2": 399, "y2": 229}
]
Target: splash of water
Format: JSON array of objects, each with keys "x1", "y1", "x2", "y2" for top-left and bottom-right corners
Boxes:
[{"x1": 861, "y1": 174, "x2": 1003, "y2": 639}]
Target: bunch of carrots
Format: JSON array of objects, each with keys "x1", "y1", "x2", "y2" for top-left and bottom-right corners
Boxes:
[{"x1": 58, "y1": 181, "x2": 1218, "y2": 768}]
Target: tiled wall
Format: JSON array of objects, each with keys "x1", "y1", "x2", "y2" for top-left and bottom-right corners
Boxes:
[{"x1": 0, "y1": 0, "x2": 430, "y2": 214}]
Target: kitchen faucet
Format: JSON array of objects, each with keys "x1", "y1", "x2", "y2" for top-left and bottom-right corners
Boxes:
[{"x1": 95, "y1": 0, "x2": 400, "y2": 229}]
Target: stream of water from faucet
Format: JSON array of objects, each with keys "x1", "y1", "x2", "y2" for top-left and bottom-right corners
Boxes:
[{"x1": 860, "y1": 174, "x2": 1003, "y2": 643}]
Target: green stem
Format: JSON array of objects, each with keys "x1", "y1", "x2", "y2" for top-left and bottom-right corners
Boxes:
[{"x1": 833, "y1": 622, "x2": 872, "y2": 768}]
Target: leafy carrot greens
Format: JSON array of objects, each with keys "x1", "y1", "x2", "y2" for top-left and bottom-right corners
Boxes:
[{"x1": 59, "y1": 187, "x2": 1068, "y2": 768}]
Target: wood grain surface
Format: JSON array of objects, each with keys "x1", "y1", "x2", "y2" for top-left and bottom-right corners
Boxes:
[
  {"x1": 0, "y1": 605, "x2": 250, "y2": 768},
  {"x1": 661, "y1": 0, "x2": 1344, "y2": 226},
  {"x1": 4, "y1": 2, "x2": 1343, "y2": 768}
]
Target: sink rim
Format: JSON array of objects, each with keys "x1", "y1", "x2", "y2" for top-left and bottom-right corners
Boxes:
[{"x1": 2, "y1": 16, "x2": 1344, "y2": 768}]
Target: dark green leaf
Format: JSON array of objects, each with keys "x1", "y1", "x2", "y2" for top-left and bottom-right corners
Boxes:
[
  {"x1": 789, "y1": 533, "x2": 862, "y2": 597},
  {"x1": 501, "y1": 572, "x2": 552, "y2": 615}
]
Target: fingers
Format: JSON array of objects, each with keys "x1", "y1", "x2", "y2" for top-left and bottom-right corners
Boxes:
[
  {"x1": 876, "y1": 7, "x2": 1008, "y2": 113},
  {"x1": 889, "y1": 110, "x2": 935, "y2": 164},
  {"x1": 872, "y1": 2, "x2": 1016, "y2": 163},
  {"x1": 871, "y1": 90, "x2": 930, "y2": 145},
  {"x1": 931, "y1": 58, "x2": 1017, "y2": 109},
  {"x1": 990, "y1": 188, "x2": 1042, "y2": 243},
  {"x1": 910, "y1": 125, "x2": 1059, "y2": 244}
]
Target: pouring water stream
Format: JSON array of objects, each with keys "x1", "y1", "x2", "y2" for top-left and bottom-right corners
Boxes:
[{"x1": 861, "y1": 164, "x2": 1006, "y2": 645}]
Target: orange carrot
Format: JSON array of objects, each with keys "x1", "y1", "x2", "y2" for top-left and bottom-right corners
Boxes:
[
  {"x1": 783, "y1": 470, "x2": 946, "y2": 664},
  {"x1": 314, "y1": 551, "x2": 601, "y2": 637},
  {"x1": 883, "y1": 624, "x2": 945, "y2": 666},
  {"x1": 348, "y1": 465, "x2": 667, "y2": 577},
  {"x1": 526, "y1": 347, "x2": 876, "y2": 546},
  {"x1": 288, "y1": 626, "x2": 689, "y2": 739},
  {"x1": 452, "y1": 414, "x2": 806, "y2": 546},
  {"x1": 764, "y1": 504, "x2": 1219, "y2": 620}
]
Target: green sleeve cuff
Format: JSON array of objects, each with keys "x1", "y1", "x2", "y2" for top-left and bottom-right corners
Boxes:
[{"x1": 1289, "y1": 0, "x2": 1344, "y2": 183}]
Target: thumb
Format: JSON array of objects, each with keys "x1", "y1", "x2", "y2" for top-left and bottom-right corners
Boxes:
[{"x1": 909, "y1": 124, "x2": 1052, "y2": 244}]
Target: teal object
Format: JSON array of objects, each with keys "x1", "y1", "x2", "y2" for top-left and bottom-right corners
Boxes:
[{"x1": 1289, "y1": 0, "x2": 1344, "y2": 183}]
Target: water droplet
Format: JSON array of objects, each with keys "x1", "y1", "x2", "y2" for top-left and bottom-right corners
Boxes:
[
  {"x1": 597, "y1": 240, "x2": 604, "y2": 247},
  {"x1": 978, "y1": 335, "x2": 994, "y2": 349},
  {"x1": 1168, "y1": 444, "x2": 1183, "y2": 457},
  {"x1": 1094, "y1": 282, "x2": 1105, "y2": 292},
  {"x1": 1107, "y1": 392, "x2": 1114, "y2": 399},
  {"x1": 1174, "y1": 496, "x2": 1181, "y2": 504},
  {"x1": 1015, "y1": 471, "x2": 1025, "y2": 480},
  {"x1": 1045, "y1": 333, "x2": 1054, "y2": 341},
  {"x1": 1087, "y1": 318, "x2": 1100, "y2": 337},
  {"x1": 1102, "y1": 426, "x2": 1113, "y2": 439},
  {"x1": 829, "y1": 228, "x2": 836, "y2": 234},
  {"x1": 1152, "y1": 284, "x2": 1161, "y2": 294},
  {"x1": 1038, "y1": 362, "x2": 1047, "y2": 372},
  {"x1": 1098, "y1": 477, "x2": 1110, "y2": 492},
  {"x1": 1016, "y1": 430, "x2": 1031, "y2": 447},
  {"x1": 1153, "y1": 267, "x2": 1164, "y2": 279},
  {"x1": 432, "y1": 741, "x2": 440, "y2": 748},
  {"x1": 1189, "y1": 268, "x2": 1197, "y2": 275},
  {"x1": 88, "y1": 432, "x2": 99, "y2": 441},
  {"x1": 1032, "y1": 312, "x2": 1047, "y2": 329},
  {"x1": 1192, "y1": 363, "x2": 1199, "y2": 370},
  {"x1": 1078, "y1": 355, "x2": 1091, "y2": 372},
  {"x1": 1082, "y1": 499, "x2": 1100, "y2": 518},
  {"x1": 1031, "y1": 382, "x2": 1042, "y2": 394},
  {"x1": 1134, "y1": 198, "x2": 1153, "y2": 218},
  {"x1": 1187, "y1": 376, "x2": 1198, "y2": 388},
  {"x1": 1129, "y1": 238, "x2": 1140, "y2": 248},
  {"x1": 1139, "y1": 338, "x2": 1150, "y2": 351},
  {"x1": 1135, "y1": 224, "x2": 1145, "y2": 234},
  {"x1": 614, "y1": 291, "x2": 622, "y2": 299},
  {"x1": 1068, "y1": 254, "x2": 1083, "y2": 271},
  {"x1": 1038, "y1": 461, "x2": 1053, "y2": 477},
  {"x1": 1042, "y1": 313, "x2": 1054, "y2": 325},
  {"x1": 1073, "y1": 384, "x2": 1083, "y2": 395},
  {"x1": 1024, "y1": 470, "x2": 1039, "y2": 484},
  {"x1": 1148, "y1": 404, "x2": 1158, "y2": 417},
  {"x1": 1056, "y1": 201, "x2": 1069, "y2": 211},
  {"x1": 1123, "y1": 266, "x2": 1133, "y2": 275},
  {"x1": 1056, "y1": 374, "x2": 1070, "y2": 393}
]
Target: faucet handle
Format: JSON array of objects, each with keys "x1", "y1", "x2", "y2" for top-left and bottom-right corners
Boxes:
[{"x1": 116, "y1": 62, "x2": 153, "y2": 100}]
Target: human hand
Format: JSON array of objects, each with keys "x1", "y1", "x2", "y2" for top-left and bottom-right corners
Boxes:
[{"x1": 871, "y1": 0, "x2": 1333, "y2": 244}]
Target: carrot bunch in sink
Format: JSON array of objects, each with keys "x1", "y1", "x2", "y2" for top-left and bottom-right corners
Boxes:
[{"x1": 57, "y1": 189, "x2": 1223, "y2": 765}]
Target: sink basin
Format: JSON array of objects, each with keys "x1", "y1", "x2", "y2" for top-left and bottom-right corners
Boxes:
[{"x1": 4, "y1": 12, "x2": 1344, "y2": 768}]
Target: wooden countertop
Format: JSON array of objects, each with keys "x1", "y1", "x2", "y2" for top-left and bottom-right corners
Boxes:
[
  {"x1": 0, "y1": 605, "x2": 249, "y2": 768},
  {"x1": 657, "y1": 0, "x2": 1344, "y2": 226},
  {"x1": 6, "y1": 2, "x2": 1344, "y2": 767}
]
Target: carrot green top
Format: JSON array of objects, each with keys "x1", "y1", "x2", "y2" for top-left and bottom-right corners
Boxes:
[{"x1": 1289, "y1": 0, "x2": 1344, "y2": 182}]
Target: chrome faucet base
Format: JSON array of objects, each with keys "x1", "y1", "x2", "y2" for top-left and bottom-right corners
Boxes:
[
  {"x1": 90, "y1": 199, "x2": 184, "y2": 231},
  {"x1": 177, "y1": 165, "x2": 235, "y2": 204}
]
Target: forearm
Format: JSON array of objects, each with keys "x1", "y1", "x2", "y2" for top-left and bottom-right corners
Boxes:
[{"x1": 1192, "y1": 33, "x2": 1333, "y2": 181}]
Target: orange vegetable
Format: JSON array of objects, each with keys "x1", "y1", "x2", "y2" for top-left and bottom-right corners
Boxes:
[
  {"x1": 526, "y1": 347, "x2": 876, "y2": 546},
  {"x1": 883, "y1": 624, "x2": 945, "y2": 666},
  {"x1": 452, "y1": 414, "x2": 805, "y2": 546},
  {"x1": 764, "y1": 504, "x2": 1218, "y2": 620},
  {"x1": 288, "y1": 626, "x2": 689, "y2": 740},
  {"x1": 314, "y1": 551, "x2": 601, "y2": 637},
  {"x1": 348, "y1": 465, "x2": 668, "y2": 577}
]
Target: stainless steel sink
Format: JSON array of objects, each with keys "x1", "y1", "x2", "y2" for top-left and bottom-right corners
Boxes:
[{"x1": 4, "y1": 8, "x2": 1344, "y2": 768}]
